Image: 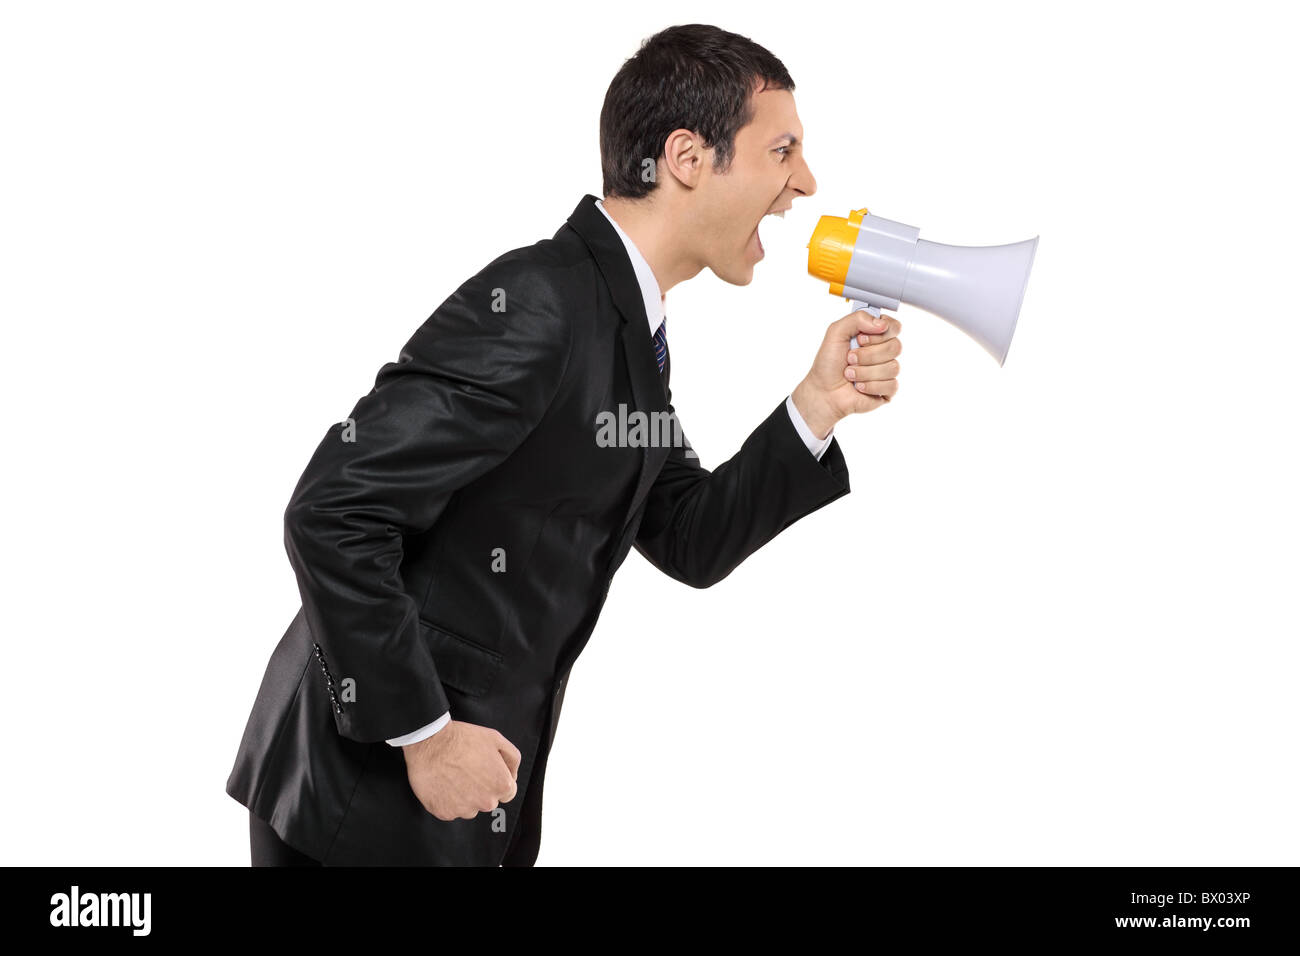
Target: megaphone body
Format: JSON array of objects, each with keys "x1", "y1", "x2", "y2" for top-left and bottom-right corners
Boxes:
[{"x1": 808, "y1": 208, "x2": 1038, "y2": 366}]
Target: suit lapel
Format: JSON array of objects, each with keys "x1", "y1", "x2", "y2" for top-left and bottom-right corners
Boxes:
[{"x1": 564, "y1": 194, "x2": 673, "y2": 537}]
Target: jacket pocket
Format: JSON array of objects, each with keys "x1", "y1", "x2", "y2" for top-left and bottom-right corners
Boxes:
[{"x1": 418, "y1": 619, "x2": 505, "y2": 698}]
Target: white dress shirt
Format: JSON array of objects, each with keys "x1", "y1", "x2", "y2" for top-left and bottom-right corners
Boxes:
[
  {"x1": 593, "y1": 199, "x2": 833, "y2": 460},
  {"x1": 386, "y1": 198, "x2": 835, "y2": 747}
]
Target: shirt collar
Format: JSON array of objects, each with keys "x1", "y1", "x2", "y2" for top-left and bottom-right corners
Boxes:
[{"x1": 595, "y1": 198, "x2": 666, "y2": 337}]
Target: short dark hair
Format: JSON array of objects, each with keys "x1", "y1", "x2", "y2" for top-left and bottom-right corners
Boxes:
[{"x1": 599, "y1": 24, "x2": 795, "y2": 200}]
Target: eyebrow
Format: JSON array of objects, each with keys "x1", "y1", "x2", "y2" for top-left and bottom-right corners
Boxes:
[{"x1": 770, "y1": 133, "x2": 800, "y2": 147}]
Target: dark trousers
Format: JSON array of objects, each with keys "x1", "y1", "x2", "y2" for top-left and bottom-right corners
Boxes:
[
  {"x1": 249, "y1": 807, "x2": 539, "y2": 866},
  {"x1": 249, "y1": 810, "x2": 323, "y2": 867}
]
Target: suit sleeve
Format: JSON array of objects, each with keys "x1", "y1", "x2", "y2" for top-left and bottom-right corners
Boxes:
[
  {"x1": 632, "y1": 394, "x2": 851, "y2": 589},
  {"x1": 283, "y1": 261, "x2": 573, "y2": 743}
]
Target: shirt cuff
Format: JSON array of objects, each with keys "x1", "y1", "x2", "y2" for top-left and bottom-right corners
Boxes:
[
  {"x1": 385, "y1": 710, "x2": 452, "y2": 747},
  {"x1": 785, "y1": 394, "x2": 833, "y2": 461}
]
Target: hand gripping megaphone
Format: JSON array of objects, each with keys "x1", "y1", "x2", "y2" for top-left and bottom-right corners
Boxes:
[{"x1": 807, "y1": 208, "x2": 1039, "y2": 366}]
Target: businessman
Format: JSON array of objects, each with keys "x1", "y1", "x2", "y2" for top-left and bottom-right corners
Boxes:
[{"x1": 227, "y1": 23, "x2": 902, "y2": 866}]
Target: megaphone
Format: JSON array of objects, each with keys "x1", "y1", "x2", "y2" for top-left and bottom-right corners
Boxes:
[{"x1": 807, "y1": 208, "x2": 1038, "y2": 366}]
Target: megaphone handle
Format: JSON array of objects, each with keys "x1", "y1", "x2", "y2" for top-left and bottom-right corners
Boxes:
[{"x1": 850, "y1": 300, "x2": 882, "y2": 349}]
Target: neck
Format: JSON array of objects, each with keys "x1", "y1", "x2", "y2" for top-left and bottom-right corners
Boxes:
[{"x1": 601, "y1": 194, "x2": 703, "y2": 295}]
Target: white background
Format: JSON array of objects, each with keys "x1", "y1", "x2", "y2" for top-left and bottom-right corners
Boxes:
[{"x1": 2, "y1": 0, "x2": 1296, "y2": 866}]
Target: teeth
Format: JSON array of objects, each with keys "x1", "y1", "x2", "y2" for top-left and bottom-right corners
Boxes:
[{"x1": 766, "y1": 210, "x2": 785, "y2": 218}]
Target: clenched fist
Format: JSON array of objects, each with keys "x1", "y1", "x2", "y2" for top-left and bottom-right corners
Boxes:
[
  {"x1": 402, "y1": 719, "x2": 521, "y2": 821},
  {"x1": 791, "y1": 309, "x2": 902, "y2": 438}
]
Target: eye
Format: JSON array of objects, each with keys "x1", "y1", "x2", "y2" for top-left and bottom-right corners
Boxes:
[{"x1": 775, "y1": 146, "x2": 790, "y2": 161}]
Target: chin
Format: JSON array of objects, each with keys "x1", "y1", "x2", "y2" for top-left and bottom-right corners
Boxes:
[{"x1": 709, "y1": 262, "x2": 756, "y2": 286}]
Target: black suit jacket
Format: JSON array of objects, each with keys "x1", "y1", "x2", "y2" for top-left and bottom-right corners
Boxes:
[{"x1": 225, "y1": 193, "x2": 852, "y2": 865}]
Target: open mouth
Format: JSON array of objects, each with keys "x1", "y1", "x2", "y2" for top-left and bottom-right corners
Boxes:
[{"x1": 754, "y1": 206, "x2": 789, "y2": 257}]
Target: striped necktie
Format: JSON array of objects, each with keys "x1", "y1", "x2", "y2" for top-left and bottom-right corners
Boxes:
[{"x1": 652, "y1": 316, "x2": 668, "y2": 374}]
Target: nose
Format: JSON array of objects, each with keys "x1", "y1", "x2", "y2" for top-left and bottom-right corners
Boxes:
[{"x1": 791, "y1": 155, "x2": 817, "y2": 201}]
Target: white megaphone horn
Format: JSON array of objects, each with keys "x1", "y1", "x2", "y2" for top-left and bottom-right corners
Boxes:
[{"x1": 807, "y1": 207, "x2": 1039, "y2": 366}]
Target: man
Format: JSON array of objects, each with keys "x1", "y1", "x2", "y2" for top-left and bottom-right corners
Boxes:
[{"x1": 226, "y1": 23, "x2": 902, "y2": 866}]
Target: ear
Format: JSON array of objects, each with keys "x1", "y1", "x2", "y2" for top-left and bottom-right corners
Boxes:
[{"x1": 660, "y1": 128, "x2": 710, "y2": 188}]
